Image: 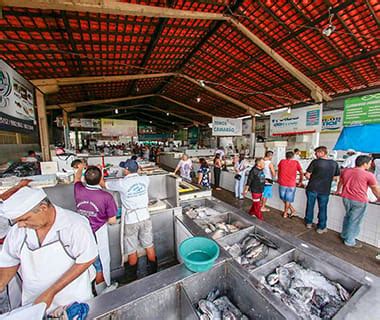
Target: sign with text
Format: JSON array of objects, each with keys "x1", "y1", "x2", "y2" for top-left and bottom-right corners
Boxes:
[
  {"x1": 270, "y1": 104, "x2": 322, "y2": 136},
  {"x1": 0, "y1": 59, "x2": 35, "y2": 133},
  {"x1": 322, "y1": 110, "x2": 343, "y2": 132},
  {"x1": 344, "y1": 93, "x2": 380, "y2": 126},
  {"x1": 212, "y1": 117, "x2": 242, "y2": 136},
  {"x1": 101, "y1": 118, "x2": 137, "y2": 137}
]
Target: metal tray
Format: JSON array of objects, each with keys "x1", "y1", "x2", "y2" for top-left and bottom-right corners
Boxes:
[
  {"x1": 94, "y1": 283, "x2": 198, "y2": 320},
  {"x1": 250, "y1": 248, "x2": 366, "y2": 319},
  {"x1": 181, "y1": 261, "x2": 286, "y2": 319},
  {"x1": 218, "y1": 225, "x2": 294, "y2": 271}
]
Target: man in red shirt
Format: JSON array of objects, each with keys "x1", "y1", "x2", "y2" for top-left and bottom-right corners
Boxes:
[
  {"x1": 337, "y1": 155, "x2": 380, "y2": 248},
  {"x1": 277, "y1": 151, "x2": 303, "y2": 218}
]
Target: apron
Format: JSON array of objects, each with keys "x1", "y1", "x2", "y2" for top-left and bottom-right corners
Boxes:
[
  {"x1": 94, "y1": 224, "x2": 111, "y2": 286},
  {"x1": 119, "y1": 207, "x2": 147, "y2": 266},
  {"x1": 19, "y1": 231, "x2": 93, "y2": 313}
]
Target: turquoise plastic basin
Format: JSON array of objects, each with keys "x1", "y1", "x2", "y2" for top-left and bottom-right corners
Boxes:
[{"x1": 179, "y1": 237, "x2": 220, "y2": 272}]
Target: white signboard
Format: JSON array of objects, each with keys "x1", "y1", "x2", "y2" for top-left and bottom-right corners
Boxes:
[
  {"x1": 101, "y1": 118, "x2": 137, "y2": 137},
  {"x1": 0, "y1": 59, "x2": 35, "y2": 132},
  {"x1": 242, "y1": 118, "x2": 252, "y2": 135},
  {"x1": 212, "y1": 117, "x2": 242, "y2": 136},
  {"x1": 270, "y1": 104, "x2": 322, "y2": 136},
  {"x1": 322, "y1": 110, "x2": 343, "y2": 132}
]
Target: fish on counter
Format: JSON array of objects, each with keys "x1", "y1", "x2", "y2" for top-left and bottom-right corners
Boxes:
[
  {"x1": 183, "y1": 206, "x2": 226, "y2": 220},
  {"x1": 196, "y1": 288, "x2": 249, "y2": 320},
  {"x1": 198, "y1": 220, "x2": 242, "y2": 240},
  {"x1": 264, "y1": 261, "x2": 351, "y2": 320},
  {"x1": 224, "y1": 232, "x2": 278, "y2": 270}
]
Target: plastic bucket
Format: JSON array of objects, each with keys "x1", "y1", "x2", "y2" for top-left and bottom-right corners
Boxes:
[{"x1": 179, "y1": 237, "x2": 220, "y2": 272}]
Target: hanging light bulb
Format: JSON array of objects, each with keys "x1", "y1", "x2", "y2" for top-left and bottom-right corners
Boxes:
[
  {"x1": 322, "y1": 7, "x2": 336, "y2": 37},
  {"x1": 136, "y1": 86, "x2": 140, "y2": 92},
  {"x1": 149, "y1": 120, "x2": 152, "y2": 124},
  {"x1": 166, "y1": 112, "x2": 170, "y2": 116},
  {"x1": 287, "y1": 107, "x2": 291, "y2": 114},
  {"x1": 196, "y1": 96, "x2": 201, "y2": 103},
  {"x1": 199, "y1": 80, "x2": 206, "y2": 87},
  {"x1": 115, "y1": 108, "x2": 119, "y2": 114}
]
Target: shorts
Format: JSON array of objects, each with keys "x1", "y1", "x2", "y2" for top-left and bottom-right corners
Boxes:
[
  {"x1": 263, "y1": 185, "x2": 273, "y2": 199},
  {"x1": 93, "y1": 256, "x2": 103, "y2": 273},
  {"x1": 279, "y1": 186, "x2": 296, "y2": 203},
  {"x1": 124, "y1": 219, "x2": 154, "y2": 255}
]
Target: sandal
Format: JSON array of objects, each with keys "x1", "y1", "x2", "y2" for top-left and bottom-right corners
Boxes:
[
  {"x1": 288, "y1": 211, "x2": 297, "y2": 218},
  {"x1": 282, "y1": 212, "x2": 288, "y2": 218}
]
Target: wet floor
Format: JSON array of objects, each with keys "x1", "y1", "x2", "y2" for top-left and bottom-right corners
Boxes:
[{"x1": 212, "y1": 188, "x2": 380, "y2": 277}]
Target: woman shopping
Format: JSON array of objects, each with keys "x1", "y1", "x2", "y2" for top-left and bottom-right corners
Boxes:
[
  {"x1": 197, "y1": 158, "x2": 211, "y2": 189},
  {"x1": 234, "y1": 154, "x2": 247, "y2": 199},
  {"x1": 213, "y1": 153, "x2": 222, "y2": 190}
]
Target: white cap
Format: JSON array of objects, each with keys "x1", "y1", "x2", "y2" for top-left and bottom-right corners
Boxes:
[
  {"x1": 347, "y1": 149, "x2": 356, "y2": 153},
  {"x1": 0, "y1": 187, "x2": 47, "y2": 220}
]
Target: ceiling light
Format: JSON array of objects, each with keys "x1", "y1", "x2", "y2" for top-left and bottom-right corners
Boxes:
[
  {"x1": 115, "y1": 109, "x2": 119, "y2": 114},
  {"x1": 196, "y1": 96, "x2": 201, "y2": 103},
  {"x1": 172, "y1": 122, "x2": 175, "y2": 125},
  {"x1": 287, "y1": 107, "x2": 291, "y2": 114},
  {"x1": 322, "y1": 7, "x2": 336, "y2": 37},
  {"x1": 238, "y1": 115, "x2": 252, "y2": 120},
  {"x1": 166, "y1": 112, "x2": 170, "y2": 116},
  {"x1": 149, "y1": 120, "x2": 152, "y2": 124},
  {"x1": 263, "y1": 107, "x2": 288, "y2": 116},
  {"x1": 199, "y1": 80, "x2": 206, "y2": 87}
]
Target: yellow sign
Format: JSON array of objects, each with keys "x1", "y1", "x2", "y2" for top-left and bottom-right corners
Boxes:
[{"x1": 101, "y1": 118, "x2": 137, "y2": 137}]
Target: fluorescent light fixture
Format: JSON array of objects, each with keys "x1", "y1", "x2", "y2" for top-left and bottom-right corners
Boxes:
[
  {"x1": 263, "y1": 107, "x2": 288, "y2": 115},
  {"x1": 238, "y1": 115, "x2": 252, "y2": 120},
  {"x1": 115, "y1": 109, "x2": 119, "y2": 114}
]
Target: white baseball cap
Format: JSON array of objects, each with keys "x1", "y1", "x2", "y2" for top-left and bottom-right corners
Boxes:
[
  {"x1": 0, "y1": 187, "x2": 47, "y2": 220},
  {"x1": 347, "y1": 149, "x2": 356, "y2": 153}
]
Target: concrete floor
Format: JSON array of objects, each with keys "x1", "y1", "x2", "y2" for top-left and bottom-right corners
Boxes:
[{"x1": 212, "y1": 188, "x2": 380, "y2": 277}]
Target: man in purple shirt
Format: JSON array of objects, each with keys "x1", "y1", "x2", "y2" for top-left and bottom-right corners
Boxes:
[{"x1": 74, "y1": 163, "x2": 118, "y2": 295}]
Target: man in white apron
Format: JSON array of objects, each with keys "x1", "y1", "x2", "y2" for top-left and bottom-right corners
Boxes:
[
  {"x1": 103, "y1": 159, "x2": 157, "y2": 281},
  {"x1": 0, "y1": 187, "x2": 98, "y2": 314},
  {"x1": 74, "y1": 163, "x2": 118, "y2": 295}
]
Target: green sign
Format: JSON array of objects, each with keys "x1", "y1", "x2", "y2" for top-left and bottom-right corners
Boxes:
[{"x1": 344, "y1": 93, "x2": 380, "y2": 126}]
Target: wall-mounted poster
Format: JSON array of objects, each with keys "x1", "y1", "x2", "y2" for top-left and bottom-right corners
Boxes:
[
  {"x1": 322, "y1": 111, "x2": 343, "y2": 132},
  {"x1": 101, "y1": 118, "x2": 137, "y2": 137},
  {"x1": 0, "y1": 59, "x2": 36, "y2": 132},
  {"x1": 344, "y1": 92, "x2": 380, "y2": 126},
  {"x1": 212, "y1": 117, "x2": 242, "y2": 136},
  {"x1": 270, "y1": 104, "x2": 322, "y2": 136}
]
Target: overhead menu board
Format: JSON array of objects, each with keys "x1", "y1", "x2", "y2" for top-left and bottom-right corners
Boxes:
[
  {"x1": 322, "y1": 111, "x2": 343, "y2": 132},
  {"x1": 270, "y1": 104, "x2": 322, "y2": 136},
  {"x1": 101, "y1": 119, "x2": 137, "y2": 137},
  {"x1": 212, "y1": 117, "x2": 242, "y2": 136},
  {"x1": 0, "y1": 59, "x2": 36, "y2": 133},
  {"x1": 344, "y1": 93, "x2": 380, "y2": 126}
]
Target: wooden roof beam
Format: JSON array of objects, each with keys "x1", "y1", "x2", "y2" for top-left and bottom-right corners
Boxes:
[
  {"x1": 46, "y1": 94, "x2": 155, "y2": 110},
  {"x1": 228, "y1": 18, "x2": 332, "y2": 103},
  {"x1": 31, "y1": 73, "x2": 175, "y2": 87},
  {"x1": 0, "y1": 0, "x2": 227, "y2": 20}
]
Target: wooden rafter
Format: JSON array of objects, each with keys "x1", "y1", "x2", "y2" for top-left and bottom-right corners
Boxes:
[
  {"x1": 157, "y1": 95, "x2": 213, "y2": 118},
  {"x1": 0, "y1": 0, "x2": 227, "y2": 20}
]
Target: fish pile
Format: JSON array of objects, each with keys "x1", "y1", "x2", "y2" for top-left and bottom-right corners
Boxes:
[
  {"x1": 224, "y1": 232, "x2": 278, "y2": 270},
  {"x1": 184, "y1": 206, "x2": 225, "y2": 220},
  {"x1": 265, "y1": 262, "x2": 350, "y2": 320},
  {"x1": 198, "y1": 220, "x2": 242, "y2": 240},
  {"x1": 196, "y1": 288, "x2": 249, "y2": 320}
]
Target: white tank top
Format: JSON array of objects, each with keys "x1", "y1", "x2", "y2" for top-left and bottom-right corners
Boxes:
[{"x1": 263, "y1": 160, "x2": 272, "y2": 179}]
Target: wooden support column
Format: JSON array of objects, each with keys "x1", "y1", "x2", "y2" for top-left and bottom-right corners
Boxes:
[
  {"x1": 250, "y1": 111, "x2": 256, "y2": 157},
  {"x1": 35, "y1": 90, "x2": 51, "y2": 161},
  {"x1": 15, "y1": 133, "x2": 22, "y2": 145}
]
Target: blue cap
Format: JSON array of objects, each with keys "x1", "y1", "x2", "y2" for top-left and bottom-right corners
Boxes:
[{"x1": 119, "y1": 159, "x2": 138, "y2": 172}]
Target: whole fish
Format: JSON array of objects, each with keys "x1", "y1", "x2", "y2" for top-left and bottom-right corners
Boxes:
[
  {"x1": 241, "y1": 237, "x2": 261, "y2": 251},
  {"x1": 212, "y1": 229, "x2": 226, "y2": 240},
  {"x1": 215, "y1": 223, "x2": 229, "y2": 232},
  {"x1": 222, "y1": 310, "x2": 238, "y2": 320},
  {"x1": 335, "y1": 282, "x2": 350, "y2": 301},
  {"x1": 277, "y1": 267, "x2": 291, "y2": 290},
  {"x1": 320, "y1": 300, "x2": 342, "y2": 319},
  {"x1": 198, "y1": 299, "x2": 222, "y2": 320},
  {"x1": 208, "y1": 223, "x2": 217, "y2": 232},
  {"x1": 251, "y1": 232, "x2": 279, "y2": 250},
  {"x1": 214, "y1": 296, "x2": 244, "y2": 318}
]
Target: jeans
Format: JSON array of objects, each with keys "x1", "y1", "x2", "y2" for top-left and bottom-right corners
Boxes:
[
  {"x1": 304, "y1": 190, "x2": 330, "y2": 230},
  {"x1": 341, "y1": 197, "x2": 368, "y2": 246},
  {"x1": 214, "y1": 167, "x2": 221, "y2": 188},
  {"x1": 249, "y1": 192, "x2": 263, "y2": 220},
  {"x1": 234, "y1": 174, "x2": 245, "y2": 199}
]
